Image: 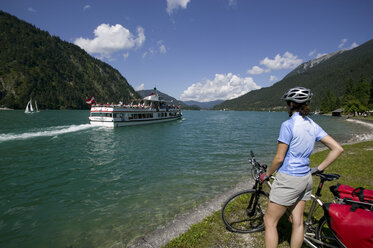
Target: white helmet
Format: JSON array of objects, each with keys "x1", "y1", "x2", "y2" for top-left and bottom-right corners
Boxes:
[{"x1": 281, "y1": 87, "x2": 313, "y2": 103}]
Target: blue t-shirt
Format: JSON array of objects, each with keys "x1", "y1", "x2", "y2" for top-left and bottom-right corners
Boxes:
[{"x1": 277, "y1": 112, "x2": 328, "y2": 176}]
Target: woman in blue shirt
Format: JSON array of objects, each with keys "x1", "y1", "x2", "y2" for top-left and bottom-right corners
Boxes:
[{"x1": 259, "y1": 87, "x2": 344, "y2": 248}]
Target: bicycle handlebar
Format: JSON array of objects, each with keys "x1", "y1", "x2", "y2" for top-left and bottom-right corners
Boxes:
[{"x1": 249, "y1": 150, "x2": 268, "y2": 177}]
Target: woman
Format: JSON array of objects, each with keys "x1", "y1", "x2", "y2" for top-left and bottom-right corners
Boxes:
[{"x1": 259, "y1": 87, "x2": 344, "y2": 248}]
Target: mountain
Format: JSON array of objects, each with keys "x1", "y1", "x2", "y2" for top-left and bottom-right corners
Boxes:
[
  {"x1": 0, "y1": 11, "x2": 140, "y2": 109},
  {"x1": 183, "y1": 100, "x2": 224, "y2": 109},
  {"x1": 214, "y1": 39, "x2": 373, "y2": 111},
  {"x1": 286, "y1": 50, "x2": 345, "y2": 77},
  {"x1": 136, "y1": 89, "x2": 223, "y2": 110},
  {"x1": 136, "y1": 89, "x2": 187, "y2": 107}
]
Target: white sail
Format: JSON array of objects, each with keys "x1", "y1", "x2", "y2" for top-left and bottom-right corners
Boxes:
[
  {"x1": 24, "y1": 99, "x2": 39, "y2": 113},
  {"x1": 25, "y1": 100, "x2": 31, "y2": 113},
  {"x1": 29, "y1": 101, "x2": 34, "y2": 112}
]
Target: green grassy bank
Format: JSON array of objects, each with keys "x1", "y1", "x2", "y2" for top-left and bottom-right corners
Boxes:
[{"x1": 163, "y1": 140, "x2": 373, "y2": 248}]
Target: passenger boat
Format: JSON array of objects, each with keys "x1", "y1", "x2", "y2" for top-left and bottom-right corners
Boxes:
[{"x1": 89, "y1": 92, "x2": 182, "y2": 127}]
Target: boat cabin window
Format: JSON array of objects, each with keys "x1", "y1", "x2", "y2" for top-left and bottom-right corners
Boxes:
[
  {"x1": 128, "y1": 113, "x2": 153, "y2": 120},
  {"x1": 90, "y1": 112, "x2": 113, "y2": 117}
]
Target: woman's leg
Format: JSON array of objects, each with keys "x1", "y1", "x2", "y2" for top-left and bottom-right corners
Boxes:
[
  {"x1": 289, "y1": 200, "x2": 306, "y2": 248},
  {"x1": 264, "y1": 201, "x2": 287, "y2": 248}
]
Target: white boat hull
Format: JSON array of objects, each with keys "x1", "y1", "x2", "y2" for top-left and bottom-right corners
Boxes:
[
  {"x1": 90, "y1": 116, "x2": 182, "y2": 127},
  {"x1": 89, "y1": 105, "x2": 182, "y2": 127}
]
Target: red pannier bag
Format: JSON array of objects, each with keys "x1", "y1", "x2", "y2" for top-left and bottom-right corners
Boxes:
[
  {"x1": 323, "y1": 203, "x2": 373, "y2": 248},
  {"x1": 330, "y1": 183, "x2": 373, "y2": 203}
]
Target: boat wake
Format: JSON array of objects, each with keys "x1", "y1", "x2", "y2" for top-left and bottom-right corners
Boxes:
[{"x1": 0, "y1": 124, "x2": 93, "y2": 143}]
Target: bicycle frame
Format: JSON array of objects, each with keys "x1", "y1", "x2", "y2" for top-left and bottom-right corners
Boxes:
[
  {"x1": 225, "y1": 151, "x2": 341, "y2": 247},
  {"x1": 304, "y1": 174, "x2": 341, "y2": 248},
  {"x1": 304, "y1": 193, "x2": 330, "y2": 248}
]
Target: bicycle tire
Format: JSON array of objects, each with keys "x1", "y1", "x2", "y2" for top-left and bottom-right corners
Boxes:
[
  {"x1": 221, "y1": 189, "x2": 269, "y2": 233},
  {"x1": 315, "y1": 216, "x2": 341, "y2": 248}
]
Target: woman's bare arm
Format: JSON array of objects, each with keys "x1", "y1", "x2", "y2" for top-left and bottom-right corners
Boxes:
[
  {"x1": 317, "y1": 135, "x2": 344, "y2": 171},
  {"x1": 266, "y1": 142, "x2": 288, "y2": 177}
]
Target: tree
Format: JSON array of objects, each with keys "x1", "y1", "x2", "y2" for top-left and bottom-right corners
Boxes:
[
  {"x1": 368, "y1": 79, "x2": 373, "y2": 109},
  {"x1": 344, "y1": 99, "x2": 368, "y2": 115},
  {"x1": 354, "y1": 75, "x2": 371, "y2": 106},
  {"x1": 342, "y1": 78, "x2": 355, "y2": 104},
  {"x1": 320, "y1": 90, "x2": 339, "y2": 113}
]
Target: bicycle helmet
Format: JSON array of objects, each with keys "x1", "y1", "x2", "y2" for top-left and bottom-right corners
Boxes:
[{"x1": 281, "y1": 87, "x2": 313, "y2": 103}]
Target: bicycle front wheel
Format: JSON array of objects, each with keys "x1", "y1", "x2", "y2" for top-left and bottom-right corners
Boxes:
[
  {"x1": 251, "y1": 166, "x2": 259, "y2": 180},
  {"x1": 221, "y1": 190, "x2": 269, "y2": 233}
]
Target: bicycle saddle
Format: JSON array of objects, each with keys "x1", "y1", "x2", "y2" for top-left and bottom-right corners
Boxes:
[{"x1": 318, "y1": 173, "x2": 340, "y2": 181}]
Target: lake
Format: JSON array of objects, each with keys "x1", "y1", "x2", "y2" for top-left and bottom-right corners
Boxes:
[{"x1": 0, "y1": 110, "x2": 372, "y2": 248}]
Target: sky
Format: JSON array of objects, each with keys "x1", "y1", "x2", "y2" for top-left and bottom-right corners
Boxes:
[{"x1": 1, "y1": 0, "x2": 373, "y2": 102}]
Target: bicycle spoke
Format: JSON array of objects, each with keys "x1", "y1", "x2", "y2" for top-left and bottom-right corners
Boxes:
[{"x1": 222, "y1": 190, "x2": 268, "y2": 233}]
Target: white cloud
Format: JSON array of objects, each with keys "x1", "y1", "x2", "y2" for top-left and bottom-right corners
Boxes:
[
  {"x1": 74, "y1": 24, "x2": 145, "y2": 59},
  {"x1": 247, "y1": 52, "x2": 302, "y2": 77},
  {"x1": 158, "y1": 40, "x2": 167, "y2": 54},
  {"x1": 228, "y1": 0, "x2": 237, "y2": 7},
  {"x1": 308, "y1": 49, "x2": 316, "y2": 57},
  {"x1": 123, "y1": 52, "x2": 129, "y2": 60},
  {"x1": 135, "y1": 83, "x2": 145, "y2": 91},
  {"x1": 180, "y1": 73, "x2": 261, "y2": 102},
  {"x1": 166, "y1": 0, "x2": 190, "y2": 15},
  {"x1": 247, "y1": 65, "x2": 266, "y2": 75},
  {"x1": 350, "y1": 42, "x2": 358, "y2": 49},
  {"x1": 260, "y1": 52, "x2": 303, "y2": 71},
  {"x1": 83, "y1": 5, "x2": 91, "y2": 11},
  {"x1": 338, "y1": 38, "x2": 358, "y2": 50},
  {"x1": 269, "y1": 75, "x2": 278, "y2": 83},
  {"x1": 142, "y1": 41, "x2": 166, "y2": 59},
  {"x1": 339, "y1": 38, "x2": 348, "y2": 49},
  {"x1": 316, "y1": 53, "x2": 327, "y2": 59},
  {"x1": 142, "y1": 48, "x2": 155, "y2": 59},
  {"x1": 28, "y1": 7, "x2": 36, "y2": 12},
  {"x1": 159, "y1": 45, "x2": 167, "y2": 54}
]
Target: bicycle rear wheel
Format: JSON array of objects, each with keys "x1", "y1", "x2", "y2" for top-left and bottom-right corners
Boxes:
[
  {"x1": 221, "y1": 189, "x2": 269, "y2": 233},
  {"x1": 316, "y1": 216, "x2": 340, "y2": 248}
]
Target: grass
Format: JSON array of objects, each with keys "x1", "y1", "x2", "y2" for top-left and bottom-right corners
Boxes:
[{"x1": 163, "y1": 140, "x2": 373, "y2": 248}]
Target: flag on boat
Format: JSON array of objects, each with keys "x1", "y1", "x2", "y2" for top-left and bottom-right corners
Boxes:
[{"x1": 85, "y1": 96, "x2": 96, "y2": 105}]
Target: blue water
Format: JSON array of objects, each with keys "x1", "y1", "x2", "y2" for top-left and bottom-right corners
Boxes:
[{"x1": 0, "y1": 110, "x2": 372, "y2": 248}]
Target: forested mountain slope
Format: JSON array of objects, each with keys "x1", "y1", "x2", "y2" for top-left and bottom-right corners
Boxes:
[
  {"x1": 214, "y1": 39, "x2": 373, "y2": 111},
  {"x1": 0, "y1": 11, "x2": 139, "y2": 109}
]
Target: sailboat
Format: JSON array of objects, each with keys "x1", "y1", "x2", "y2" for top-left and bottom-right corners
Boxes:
[{"x1": 25, "y1": 99, "x2": 40, "y2": 114}]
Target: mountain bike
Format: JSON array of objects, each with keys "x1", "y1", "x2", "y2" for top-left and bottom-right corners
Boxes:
[
  {"x1": 221, "y1": 151, "x2": 341, "y2": 247},
  {"x1": 221, "y1": 151, "x2": 271, "y2": 233}
]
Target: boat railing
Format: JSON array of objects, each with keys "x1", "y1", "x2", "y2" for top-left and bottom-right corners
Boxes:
[{"x1": 92, "y1": 103, "x2": 180, "y2": 110}]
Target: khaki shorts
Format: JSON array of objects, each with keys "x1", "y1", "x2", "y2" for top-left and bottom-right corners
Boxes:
[{"x1": 269, "y1": 171, "x2": 313, "y2": 207}]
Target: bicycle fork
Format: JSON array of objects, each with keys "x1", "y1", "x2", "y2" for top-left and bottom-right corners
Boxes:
[{"x1": 246, "y1": 181, "x2": 263, "y2": 217}]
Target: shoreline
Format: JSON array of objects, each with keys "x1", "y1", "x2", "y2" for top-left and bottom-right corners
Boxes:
[
  {"x1": 0, "y1": 107, "x2": 14, "y2": 110},
  {"x1": 127, "y1": 179, "x2": 253, "y2": 248},
  {"x1": 127, "y1": 117, "x2": 373, "y2": 248}
]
